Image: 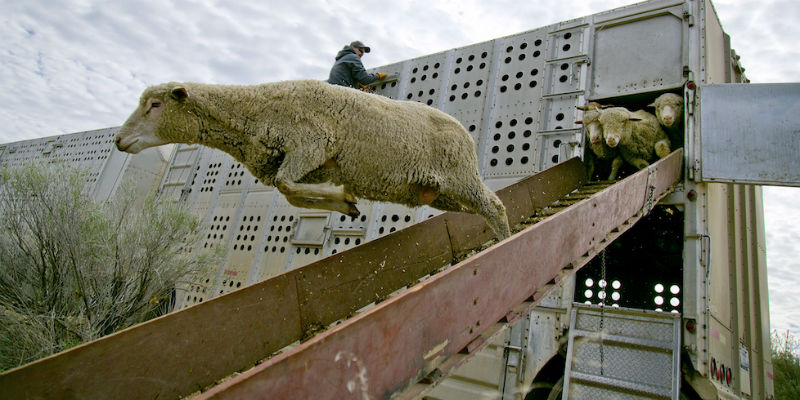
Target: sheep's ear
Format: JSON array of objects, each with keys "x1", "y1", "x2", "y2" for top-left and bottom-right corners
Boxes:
[
  {"x1": 647, "y1": 102, "x2": 656, "y2": 108},
  {"x1": 171, "y1": 86, "x2": 189, "y2": 101}
]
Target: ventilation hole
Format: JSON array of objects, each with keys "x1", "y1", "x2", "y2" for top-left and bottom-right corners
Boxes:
[
  {"x1": 520, "y1": 43, "x2": 528, "y2": 49},
  {"x1": 504, "y1": 57, "x2": 512, "y2": 64},
  {"x1": 427, "y1": 99, "x2": 433, "y2": 105},
  {"x1": 490, "y1": 159, "x2": 498, "y2": 167},
  {"x1": 562, "y1": 44, "x2": 571, "y2": 52},
  {"x1": 551, "y1": 155, "x2": 559, "y2": 163},
  {"x1": 559, "y1": 75, "x2": 568, "y2": 83},
  {"x1": 410, "y1": 77, "x2": 416, "y2": 83},
  {"x1": 553, "y1": 140, "x2": 562, "y2": 148},
  {"x1": 530, "y1": 81, "x2": 538, "y2": 88},
  {"x1": 500, "y1": 86, "x2": 507, "y2": 93},
  {"x1": 474, "y1": 90, "x2": 482, "y2": 97},
  {"x1": 560, "y1": 63, "x2": 569, "y2": 70},
  {"x1": 508, "y1": 131, "x2": 516, "y2": 139},
  {"x1": 463, "y1": 82, "x2": 470, "y2": 88},
  {"x1": 533, "y1": 50, "x2": 541, "y2": 57},
  {"x1": 564, "y1": 32, "x2": 572, "y2": 39},
  {"x1": 506, "y1": 46, "x2": 514, "y2": 53},
  {"x1": 491, "y1": 146, "x2": 499, "y2": 154},
  {"x1": 502, "y1": 74, "x2": 510, "y2": 81},
  {"x1": 521, "y1": 156, "x2": 529, "y2": 164},
  {"x1": 506, "y1": 144, "x2": 515, "y2": 152},
  {"x1": 454, "y1": 67, "x2": 461, "y2": 74},
  {"x1": 522, "y1": 143, "x2": 530, "y2": 151},
  {"x1": 556, "y1": 113, "x2": 564, "y2": 121},
  {"x1": 493, "y1": 133, "x2": 501, "y2": 141},
  {"x1": 505, "y1": 158, "x2": 513, "y2": 166},
  {"x1": 514, "y1": 83, "x2": 522, "y2": 90}
]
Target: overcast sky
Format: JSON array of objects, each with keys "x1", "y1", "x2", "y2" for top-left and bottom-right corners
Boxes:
[{"x1": 2, "y1": 0, "x2": 799, "y2": 343}]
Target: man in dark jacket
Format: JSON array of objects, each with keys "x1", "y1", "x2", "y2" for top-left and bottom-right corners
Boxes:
[{"x1": 327, "y1": 40, "x2": 387, "y2": 88}]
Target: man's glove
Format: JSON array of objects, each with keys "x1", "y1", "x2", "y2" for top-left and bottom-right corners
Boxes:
[{"x1": 376, "y1": 73, "x2": 387, "y2": 79}]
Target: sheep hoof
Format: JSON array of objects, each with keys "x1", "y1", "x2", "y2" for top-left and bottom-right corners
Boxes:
[
  {"x1": 344, "y1": 192, "x2": 357, "y2": 204},
  {"x1": 346, "y1": 204, "x2": 360, "y2": 217}
]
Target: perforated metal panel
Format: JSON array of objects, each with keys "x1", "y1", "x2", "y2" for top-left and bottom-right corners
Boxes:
[{"x1": 564, "y1": 304, "x2": 681, "y2": 399}]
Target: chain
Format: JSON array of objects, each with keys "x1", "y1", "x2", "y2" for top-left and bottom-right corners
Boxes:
[{"x1": 599, "y1": 249, "x2": 607, "y2": 376}]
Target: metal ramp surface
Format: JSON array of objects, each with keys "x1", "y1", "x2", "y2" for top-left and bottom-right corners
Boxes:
[{"x1": 0, "y1": 150, "x2": 683, "y2": 400}]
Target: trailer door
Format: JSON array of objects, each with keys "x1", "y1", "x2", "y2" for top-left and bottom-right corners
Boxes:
[{"x1": 697, "y1": 83, "x2": 800, "y2": 186}]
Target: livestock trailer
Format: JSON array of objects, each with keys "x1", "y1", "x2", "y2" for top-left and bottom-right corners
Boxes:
[{"x1": 1, "y1": 0, "x2": 793, "y2": 399}]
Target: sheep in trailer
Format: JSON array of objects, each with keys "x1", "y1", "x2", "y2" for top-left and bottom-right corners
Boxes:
[
  {"x1": 648, "y1": 92, "x2": 684, "y2": 148},
  {"x1": 115, "y1": 80, "x2": 511, "y2": 239},
  {"x1": 576, "y1": 102, "x2": 623, "y2": 180},
  {"x1": 598, "y1": 107, "x2": 671, "y2": 170}
]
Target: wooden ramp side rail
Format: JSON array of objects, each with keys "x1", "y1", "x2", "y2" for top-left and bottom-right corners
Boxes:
[
  {"x1": 196, "y1": 150, "x2": 683, "y2": 400},
  {"x1": 0, "y1": 151, "x2": 606, "y2": 399}
]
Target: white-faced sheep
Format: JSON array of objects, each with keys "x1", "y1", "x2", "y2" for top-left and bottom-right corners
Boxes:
[
  {"x1": 649, "y1": 93, "x2": 684, "y2": 148},
  {"x1": 576, "y1": 102, "x2": 623, "y2": 180},
  {"x1": 115, "y1": 80, "x2": 511, "y2": 240},
  {"x1": 599, "y1": 107, "x2": 671, "y2": 170}
]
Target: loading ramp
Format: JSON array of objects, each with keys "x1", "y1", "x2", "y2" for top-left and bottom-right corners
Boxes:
[{"x1": 0, "y1": 150, "x2": 683, "y2": 399}]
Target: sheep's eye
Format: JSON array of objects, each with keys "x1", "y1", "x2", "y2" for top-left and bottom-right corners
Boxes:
[{"x1": 145, "y1": 101, "x2": 162, "y2": 115}]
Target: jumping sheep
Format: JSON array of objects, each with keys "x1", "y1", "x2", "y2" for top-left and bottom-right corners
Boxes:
[
  {"x1": 599, "y1": 107, "x2": 671, "y2": 170},
  {"x1": 576, "y1": 102, "x2": 623, "y2": 180},
  {"x1": 114, "y1": 80, "x2": 511, "y2": 240},
  {"x1": 648, "y1": 93, "x2": 684, "y2": 148}
]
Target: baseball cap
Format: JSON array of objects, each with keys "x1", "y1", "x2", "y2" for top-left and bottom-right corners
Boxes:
[{"x1": 350, "y1": 40, "x2": 371, "y2": 53}]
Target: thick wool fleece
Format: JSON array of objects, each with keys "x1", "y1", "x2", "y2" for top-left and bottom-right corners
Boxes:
[
  {"x1": 600, "y1": 107, "x2": 670, "y2": 170},
  {"x1": 124, "y1": 79, "x2": 510, "y2": 238}
]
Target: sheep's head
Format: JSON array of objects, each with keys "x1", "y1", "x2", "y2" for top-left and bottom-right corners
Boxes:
[
  {"x1": 115, "y1": 83, "x2": 192, "y2": 154},
  {"x1": 576, "y1": 102, "x2": 611, "y2": 145},
  {"x1": 649, "y1": 93, "x2": 683, "y2": 128},
  {"x1": 598, "y1": 107, "x2": 641, "y2": 148}
]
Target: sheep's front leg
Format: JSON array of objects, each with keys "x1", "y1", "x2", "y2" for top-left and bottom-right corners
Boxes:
[
  {"x1": 285, "y1": 195, "x2": 360, "y2": 216},
  {"x1": 275, "y1": 150, "x2": 358, "y2": 214}
]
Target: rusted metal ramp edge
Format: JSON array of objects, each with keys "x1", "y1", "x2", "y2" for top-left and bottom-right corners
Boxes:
[
  {"x1": 197, "y1": 150, "x2": 684, "y2": 399},
  {"x1": 0, "y1": 155, "x2": 587, "y2": 399}
]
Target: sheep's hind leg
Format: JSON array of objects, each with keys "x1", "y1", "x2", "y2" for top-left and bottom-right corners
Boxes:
[{"x1": 434, "y1": 187, "x2": 510, "y2": 240}]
